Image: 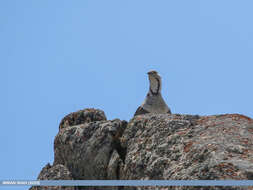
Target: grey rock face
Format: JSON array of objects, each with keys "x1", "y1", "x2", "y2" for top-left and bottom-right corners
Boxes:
[
  {"x1": 121, "y1": 114, "x2": 200, "y2": 180},
  {"x1": 120, "y1": 113, "x2": 253, "y2": 190},
  {"x1": 37, "y1": 163, "x2": 73, "y2": 180},
  {"x1": 54, "y1": 118, "x2": 127, "y2": 180},
  {"x1": 31, "y1": 108, "x2": 127, "y2": 190},
  {"x1": 59, "y1": 108, "x2": 106, "y2": 130},
  {"x1": 29, "y1": 163, "x2": 74, "y2": 190},
  {"x1": 32, "y1": 108, "x2": 253, "y2": 190}
]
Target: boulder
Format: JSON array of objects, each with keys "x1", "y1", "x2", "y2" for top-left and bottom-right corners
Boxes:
[
  {"x1": 54, "y1": 118, "x2": 127, "y2": 180},
  {"x1": 29, "y1": 163, "x2": 74, "y2": 190},
  {"x1": 120, "y1": 113, "x2": 253, "y2": 190}
]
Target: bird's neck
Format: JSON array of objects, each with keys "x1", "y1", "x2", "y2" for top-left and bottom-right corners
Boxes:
[{"x1": 149, "y1": 77, "x2": 161, "y2": 95}]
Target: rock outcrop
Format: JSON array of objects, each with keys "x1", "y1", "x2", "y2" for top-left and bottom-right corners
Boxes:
[
  {"x1": 30, "y1": 108, "x2": 253, "y2": 190},
  {"x1": 54, "y1": 118, "x2": 127, "y2": 180}
]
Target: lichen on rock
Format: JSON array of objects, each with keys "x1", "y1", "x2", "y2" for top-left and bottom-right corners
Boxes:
[
  {"x1": 59, "y1": 108, "x2": 107, "y2": 130},
  {"x1": 31, "y1": 108, "x2": 253, "y2": 190},
  {"x1": 30, "y1": 163, "x2": 74, "y2": 190}
]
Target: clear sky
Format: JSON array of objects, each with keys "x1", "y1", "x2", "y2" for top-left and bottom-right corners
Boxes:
[{"x1": 1, "y1": 0, "x2": 253, "y2": 189}]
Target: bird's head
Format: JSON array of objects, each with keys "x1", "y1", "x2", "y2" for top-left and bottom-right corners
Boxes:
[{"x1": 147, "y1": 70, "x2": 160, "y2": 77}]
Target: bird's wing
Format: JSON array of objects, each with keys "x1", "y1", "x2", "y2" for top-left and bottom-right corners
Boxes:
[{"x1": 134, "y1": 106, "x2": 150, "y2": 116}]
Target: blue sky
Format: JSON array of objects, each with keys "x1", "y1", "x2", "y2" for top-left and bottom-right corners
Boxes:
[{"x1": 1, "y1": 0, "x2": 253, "y2": 189}]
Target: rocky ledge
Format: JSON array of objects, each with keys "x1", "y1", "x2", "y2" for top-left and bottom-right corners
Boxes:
[{"x1": 30, "y1": 108, "x2": 253, "y2": 190}]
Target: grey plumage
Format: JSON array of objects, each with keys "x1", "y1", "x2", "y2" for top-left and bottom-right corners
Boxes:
[
  {"x1": 134, "y1": 106, "x2": 150, "y2": 116},
  {"x1": 134, "y1": 70, "x2": 171, "y2": 116}
]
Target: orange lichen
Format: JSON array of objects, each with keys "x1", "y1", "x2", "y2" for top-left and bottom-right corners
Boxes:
[
  {"x1": 197, "y1": 117, "x2": 209, "y2": 125},
  {"x1": 227, "y1": 114, "x2": 252, "y2": 122},
  {"x1": 184, "y1": 142, "x2": 193, "y2": 153},
  {"x1": 248, "y1": 128, "x2": 253, "y2": 133},
  {"x1": 177, "y1": 128, "x2": 190, "y2": 136},
  {"x1": 240, "y1": 138, "x2": 249, "y2": 145}
]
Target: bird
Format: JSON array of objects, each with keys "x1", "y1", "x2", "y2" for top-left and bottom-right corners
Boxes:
[{"x1": 134, "y1": 70, "x2": 171, "y2": 116}]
